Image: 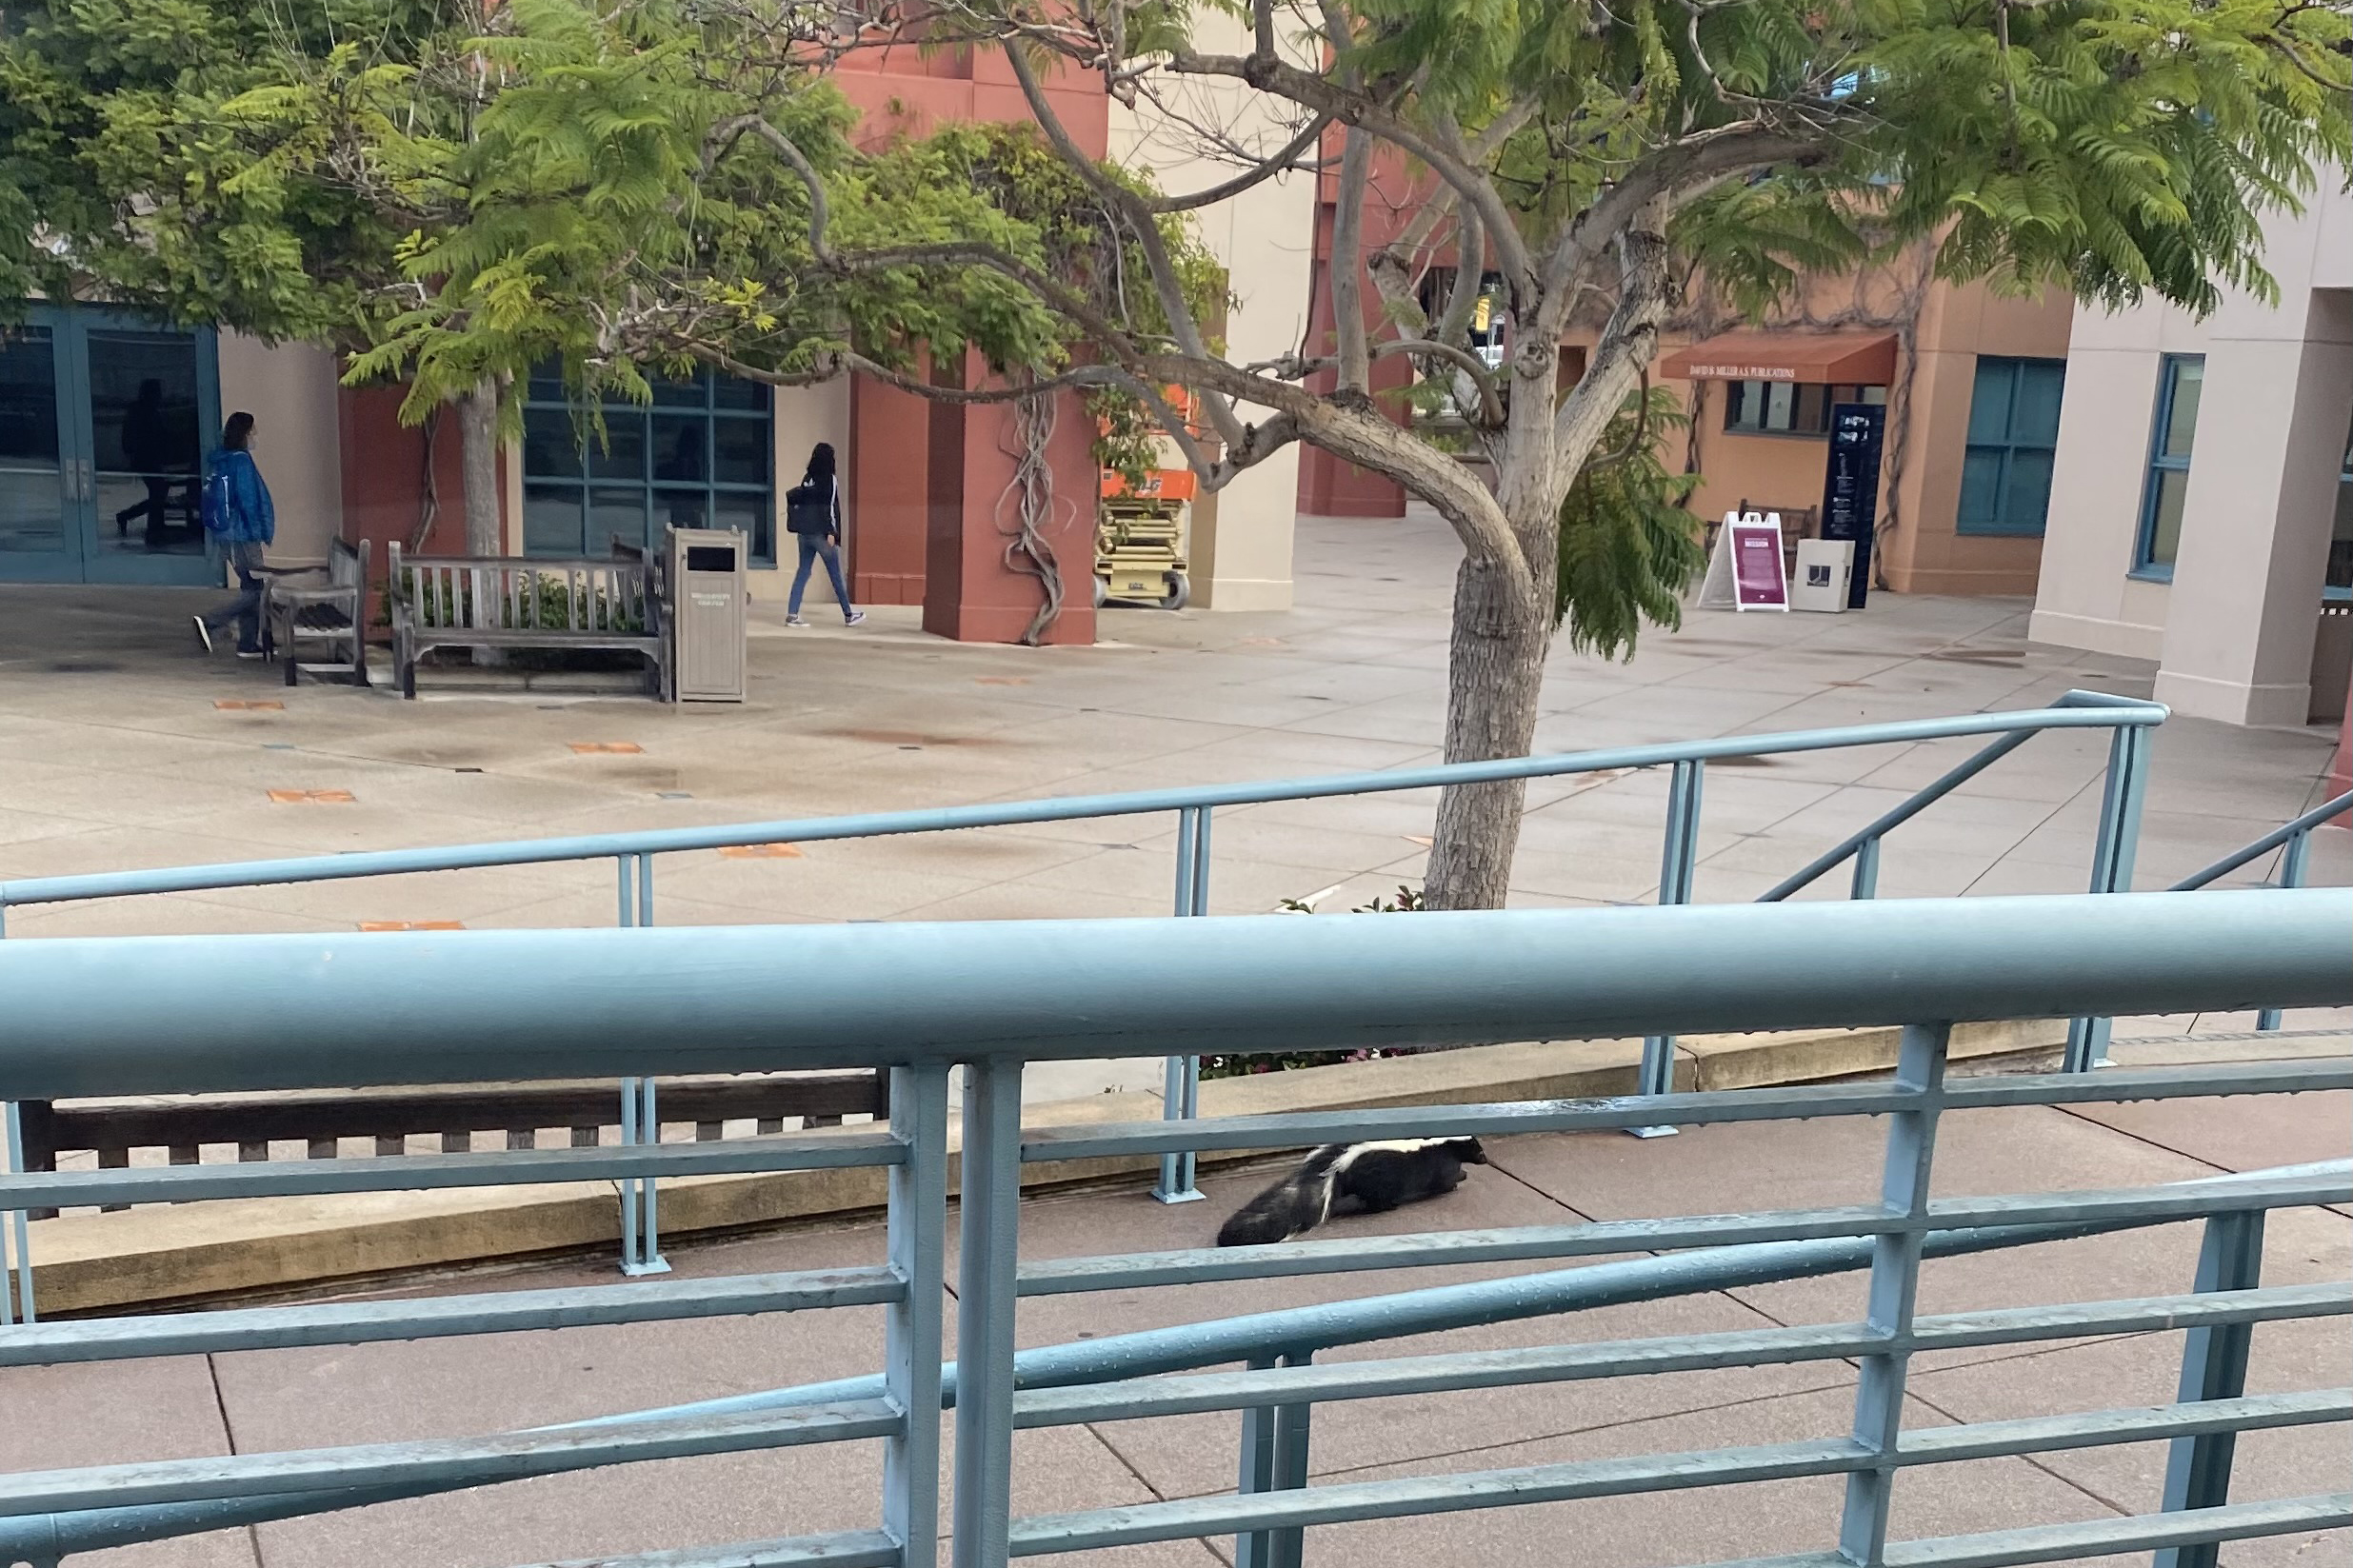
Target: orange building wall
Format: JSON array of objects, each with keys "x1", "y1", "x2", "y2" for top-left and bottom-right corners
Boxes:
[
  {"x1": 1297, "y1": 165, "x2": 2075, "y2": 595},
  {"x1": 1878, "y1": 280, "x2": 2073, "y2": 595}
]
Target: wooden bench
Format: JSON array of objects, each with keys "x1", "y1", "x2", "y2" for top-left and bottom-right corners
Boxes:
[
  {"x1": 388, "y1": 543, "x2": 667, "y2": 700},
  {"x1": 11, "y1": 1070, "x2": 890, "y2": 1217},
  {"x1": 263, "y1": 536, "x2": 370, "y2": 686}
]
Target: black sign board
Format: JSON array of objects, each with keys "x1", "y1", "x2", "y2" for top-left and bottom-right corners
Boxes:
[{"x1": 1819, "y1": 403, "x2": 1884, "y2": 608}]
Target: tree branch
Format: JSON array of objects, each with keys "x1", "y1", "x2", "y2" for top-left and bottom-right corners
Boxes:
[
  {"x1": 1143, "y1": 111, "x2": 1332, "y2": 211},
  {"x1": 1139, "y1": 349, "x2": 1533, "y2": 605},
  {"x1": 1164, "y1": 50, "x2": 1538, "y2": 299},
  {"x1": 999, "y1": 41, "x2": 1251, "y2": 451},
  {"x1": 1329, "y1": 126, "x2": 1373, "y2": 394},
  {"x1": 1535, "y1": 124, "x2": 1827, "y2": 333},
  {"x1": 1433, "y1": 207, "x2": 1486, "y2": 350},
  {"x1": 1548, "y1": 201, "x2": 1671, "y2": 507}
]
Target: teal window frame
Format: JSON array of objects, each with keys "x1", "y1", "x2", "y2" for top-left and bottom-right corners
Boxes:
[
  {"x1": 519, "y1": 367, "x2": 776, "y2": 566},
  {"x1": 1955, "y1": 356, "x2": 2064, "y2": 538},
  {"x1": 2132, "y1": 354, "x2": 2205, "y2": 581}
]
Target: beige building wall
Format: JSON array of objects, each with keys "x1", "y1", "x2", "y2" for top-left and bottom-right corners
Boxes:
[
  {"x1": 1107, "y1": 12, "x2": 1315, "y2": 610},
  {"x1": 754, "y1": 380, "x2": 853, "y2": 605},
  {"x1": 2032, "y1": 184, "x2": 2353, "y2": 724},
  {"x1": 215, "y1": 334, "x2": 344, "y2": 566}
]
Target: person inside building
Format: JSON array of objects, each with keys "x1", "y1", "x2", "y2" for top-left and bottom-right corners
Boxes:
[
  {"x1": 192, "y1": 410, "x2": 274, "y2": 658},
  {"x1": 114, "y1": 379, "x2": 177, "y2": 547},
  {"x1": 786, "y1": 440, "x2": 865, "y2": 628}
]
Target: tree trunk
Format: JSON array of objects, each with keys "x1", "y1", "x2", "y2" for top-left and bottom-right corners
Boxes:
[
  {"x1": 459, "y1": 380, "x2": 502, "y2": 557},
  {"x1": 1423, "y1": 549, "x2": 1551, "y2": 909}
]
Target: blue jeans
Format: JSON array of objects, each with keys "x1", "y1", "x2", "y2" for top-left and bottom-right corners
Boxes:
[
  {"x1": 789, "y1": 534, "x2": 853, "y2": 618},
  {"x1": 204, "y1": 540, "x2": 267, "y2": 652}
]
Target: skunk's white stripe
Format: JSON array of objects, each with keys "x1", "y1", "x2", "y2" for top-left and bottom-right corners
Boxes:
[{"x1": 1327, "y1": 1138, "x2": 1471, "y2": 1177}]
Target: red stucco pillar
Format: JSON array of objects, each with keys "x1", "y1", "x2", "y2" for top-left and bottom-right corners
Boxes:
[
  {"x1": 847, "y1": 374, "x2": 931, "y2": 606},
  {"x1": 919, "y1": 372, "x2": 1097, "y2": 645}
]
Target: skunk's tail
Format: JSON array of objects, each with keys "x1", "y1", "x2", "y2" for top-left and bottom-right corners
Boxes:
[{"x1": 1216, "y1": 1145, "x2": 1346, "y2": 1247}]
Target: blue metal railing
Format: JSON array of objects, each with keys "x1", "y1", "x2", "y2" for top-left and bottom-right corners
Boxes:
[
  {"x1": 0, "y1": 890, "x2": 2346, "y2": 1568},
  {"x1": 0, "y1": 691, "x2": 2169, "y2": 1256},
  {"x1": 2168, "y1": 788, "x2": 2350, "y2": 1032}
]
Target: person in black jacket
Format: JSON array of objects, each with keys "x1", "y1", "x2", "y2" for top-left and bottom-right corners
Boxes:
[{"x1": 786, "y1": 442, "x2": 865, "y2": 627}]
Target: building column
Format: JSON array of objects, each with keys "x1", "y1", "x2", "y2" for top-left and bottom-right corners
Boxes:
[
  {"x1": 2155, "y1": 290, "x2": 2353, "y2": 726},
  {"x1": 847, "y1": 373, "x2": 932, "y2": 606},
  {"x1": 919, "y1": 364, "x2": 1099, "y2": 645},
  {"x1": 1191, "y1": 448, "x2": 1302, "y2": 611}
]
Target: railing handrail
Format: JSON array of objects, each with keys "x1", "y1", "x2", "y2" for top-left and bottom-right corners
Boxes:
[
  {"x1": 2, "y1": 891, "x2": 2343, "y2": 1568},
  {"x1": 2169, "y1": 788, "x2": 2352, "y2": 891},
  {"x1": 0, "y1": 887, "x2": 2339, "y2": 1102},
  {"x1": 0, "y1": 690, "x2": 2164, "y2": 910}
]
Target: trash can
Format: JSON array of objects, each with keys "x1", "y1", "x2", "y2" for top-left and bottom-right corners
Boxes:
[{"x1": 667, "y1": 526, "x2": 748, "y2": 702}]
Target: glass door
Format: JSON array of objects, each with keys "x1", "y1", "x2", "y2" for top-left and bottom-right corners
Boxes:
[
  {"x1": 0, "y1": 323, "x2": 73, "y2": 580},
  {"x1": 0, "y1": 307, "x2": 218, "y2": 586}
]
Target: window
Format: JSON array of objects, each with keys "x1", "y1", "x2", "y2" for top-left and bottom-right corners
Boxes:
[
  {"x1": 520, "y1": 367, "x2": 776, "y2": 566},
  {"x1": 2135, "y1": 355, "x2": 2203, "y2": 576},
  {"x1": 1955, "y1": 357, "x2": 2064, "y2": 537},
  {"x1": 1724, "y1": 381, "x2": 1884, "y2": 436}
]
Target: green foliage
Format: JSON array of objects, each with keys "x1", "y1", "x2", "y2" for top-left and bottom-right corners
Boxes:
[
  {"x1": 0, "y1": 0, "x2": 449, "y2": 337},
  {"x1": 330, "y1": 1, "x2": 1226, "y2": 419},
  {"x1": 1556, "y1": 387, "x2": 1705, "y2": 659}
]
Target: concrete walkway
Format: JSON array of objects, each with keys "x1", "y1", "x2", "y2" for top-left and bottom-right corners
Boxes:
[
  {"x1": 1, "y1": 1063, "x2": 2343, "y2": 1568},
  {"x1": 1, "y1": 512, "x2": 2343, "y2": 943}
]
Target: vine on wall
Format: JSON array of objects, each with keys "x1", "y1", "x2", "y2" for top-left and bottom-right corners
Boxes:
[{"x1": 997, "y1": 387, "x2": 1067, "y2": 646}]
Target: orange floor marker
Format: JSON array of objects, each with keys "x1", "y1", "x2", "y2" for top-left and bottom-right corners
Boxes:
[
  {"x1": 214, "y1": 699, "x2": 286, "y2": 711},
  {"x1": 267, "y1": 789, "x2": 355, "y2": 804},
  {"x1": 568, "y1": 742, "x2": 645, "y2": 754},
  {"x1": 719, "y1": 843, "x2": 804, "y2": 859},
  {"x1": 358, "y1": 921, "x2": 466, "y2": 932}
]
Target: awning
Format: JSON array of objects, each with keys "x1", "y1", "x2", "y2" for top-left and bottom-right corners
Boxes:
[{"x1": 1658, "y1": 330, "x2": 1898, "y2": 385}]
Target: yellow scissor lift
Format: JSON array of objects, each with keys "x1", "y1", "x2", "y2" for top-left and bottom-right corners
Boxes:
[{"x1": 1095, "y1": 466, "x2": 1193, "y2": 610}]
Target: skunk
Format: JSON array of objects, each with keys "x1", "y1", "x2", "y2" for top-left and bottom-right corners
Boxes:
[{"x1": 1215, "y1": 1137, "x2": 1488, "y2": 1247}]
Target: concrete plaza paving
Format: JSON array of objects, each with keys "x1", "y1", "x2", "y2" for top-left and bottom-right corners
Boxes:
[
  {"x1": 0, "y1": 1060, "x2": 2343, "y2": 1568},
  {"x1": 1, "y1": 510, "x2": 2344, "y2": 943}
]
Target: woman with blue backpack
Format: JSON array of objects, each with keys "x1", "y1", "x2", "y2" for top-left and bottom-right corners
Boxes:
[{"x1": 192, "y1": 410, "x2": 274, "y2": 658}]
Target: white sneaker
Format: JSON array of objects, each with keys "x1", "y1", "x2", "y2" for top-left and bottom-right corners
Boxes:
[
  {"x1": 192, "y1": 615, "x2": 214, "y2": 653},
  {"x1": 845, "y1": 610, "x2": 867, "y2": 625},
  {"x1": 785, "y1": 615, "x2": 809, "y2": 627}
]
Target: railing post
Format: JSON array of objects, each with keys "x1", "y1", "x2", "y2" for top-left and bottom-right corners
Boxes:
[
  {"x1": 2065, "y1": 725, "x2": 2150, "y2": 1071},
  {"x1": 1233, "y1": 1354, "x2": 1281, "y2": 1568},
  {"x1": 1266, "y1": 1353, "x2": 1314, "y2": 1568},
  {"x1": 1232, "y1": 1347, "x2": 1314, "y2": 1568},
  {"x1": 2153, "y1": 1209, "x2": 2265, "y2": 1568},
  {"x1": 1155, "y1": 806, "x2": 1210, "y2": 1203},
  {"x1": 1633, "y1": 759, "x2": 1705, "y2": 1138},
  {"x1": 1850, "y1": 834, "x2": 1882, "y2": 900},
  {"x1": 884, "y1": 1063, "x2": 950, "y2": 1568},
  {"x1": 0, "y1": 902, "x2": 25, "y2": 1327},
  {"x1": 1, "y1": 1098, "x2": 30, "y2": 1326},
  {"x1": 2256, "y1": 830, "x2": 2311, "y2": 1032},
  {"x1": 1837, "y1": 1020, "x2": 1948, "y2": 1568},
  {"x1": 617, "y1": 855, "x2": 668, "y2": 1276},
  {"x1": 952, "y1": 1057, "x2": 1025, "y2": 1568}
]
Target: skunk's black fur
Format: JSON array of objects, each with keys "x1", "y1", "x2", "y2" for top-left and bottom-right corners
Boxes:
[{"x1": 1215, "y1": 1137, "x2": 1488, "y2": 1247}]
